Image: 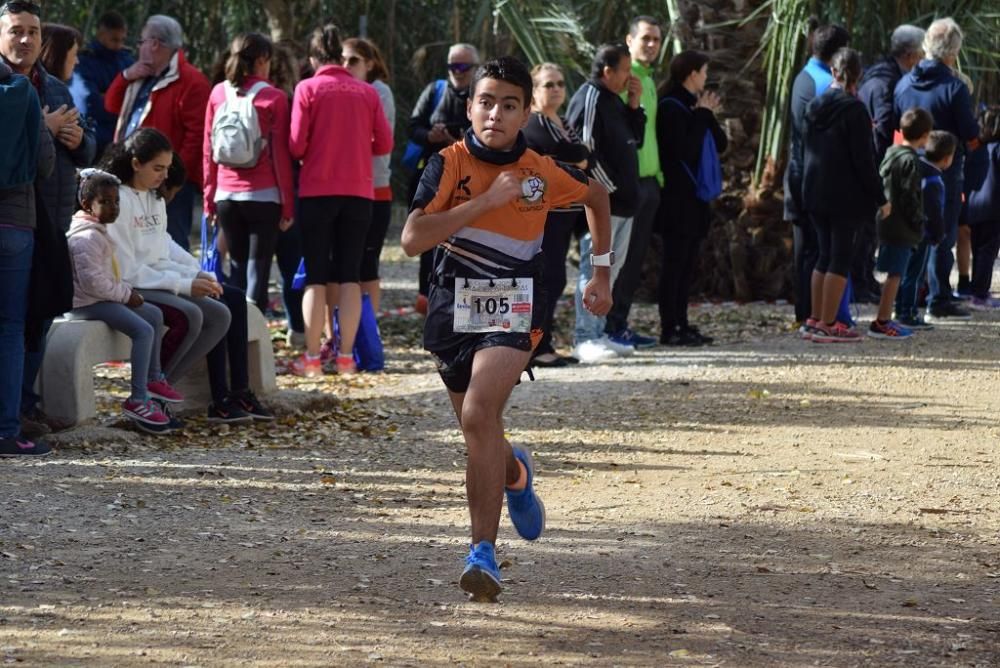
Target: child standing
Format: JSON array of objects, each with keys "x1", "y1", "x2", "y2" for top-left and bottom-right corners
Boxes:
[
  {"x1": 66, "y1": 169, "x2": 184, "y2": 432},
  {"x1": 967, "y1": 110, "x2": 1000, "y2": 308},
  {"x1": 873, "y1": 108, "x2": 933, "y2": 339},
  {"x1": 897, "y1": 131, "x2": 957, "y2": 327}
]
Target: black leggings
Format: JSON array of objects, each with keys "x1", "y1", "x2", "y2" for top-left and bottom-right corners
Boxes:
[
  {"x1": 206, "y1": 284, "x2": 250, "y2": 404},
  {"x1": 793, "y1": 220, "x2": 819, "y2": 321},
  {"x1": 217, "y1": 200, "x2": 281, "y2": 312},
  {"x1": 361, "y1": 199, "x2": 392, "y2": 282},
  {"x1": 536, "y1": 210, "x2": 584, "y2": 356},
  {"x1": 299, "y1": 195, "x2": 372, "y2": 285},
  {"x1": 812, "y1": 214, "x2": 858, "y2": 277},
  {"x1": 971, "y1": 217, "x2": 1000, "y2": 298}
]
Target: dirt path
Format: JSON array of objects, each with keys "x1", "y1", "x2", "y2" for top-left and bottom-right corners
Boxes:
[{"x1": 2, "y1": 249, "x2": 999, "y2": 666}]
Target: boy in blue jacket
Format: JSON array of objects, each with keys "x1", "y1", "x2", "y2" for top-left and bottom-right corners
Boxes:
[{"x1": 896, "y1": 131, "x2": 957, "y2": 328}]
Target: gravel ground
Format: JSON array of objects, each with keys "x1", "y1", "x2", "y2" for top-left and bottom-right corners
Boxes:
[{"x1": 1, "y1": 226, "x2": 998, "y2": 667}]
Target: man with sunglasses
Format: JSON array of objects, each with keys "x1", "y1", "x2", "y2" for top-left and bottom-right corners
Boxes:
[
  {"x1": 408, "y1": 43, "x2": 478, "y2": 304},
  {"x1": 105, "y1": 14, "x2": 210, "y2": 250},
  {"x1": 2, "y1": 0, "x2": 95, "y2": 441}
]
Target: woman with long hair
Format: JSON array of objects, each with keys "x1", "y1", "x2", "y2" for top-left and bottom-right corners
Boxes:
[
  {"x1": 522, "y1": 62, "x2": 590, "y2": 367},
  {"x1": 288, "y1": 23, "x2": 393, "y2": 376},
  {"x1": 203, "y1": 32, "x2": 294, "y2": 313},
  {"x1": 40, "y1": 23, "x2": 82, "y2": 83},
  {"x1": 341, "y1": 36, "x2": 395, "y2": 314}
]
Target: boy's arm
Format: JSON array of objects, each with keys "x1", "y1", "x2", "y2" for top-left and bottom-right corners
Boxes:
[
  {"x1": 401, "y1": 172, "x2": 522, "y2": 256},
  {"x1": 580, "y1": 178, "x2": 613, "y2": 315}
]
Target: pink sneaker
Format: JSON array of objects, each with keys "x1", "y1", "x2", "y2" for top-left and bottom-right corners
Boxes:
[
  {"x1": 336, "y1": 354, "x2": 357, "y2": 375},
  {"x1": 811, "y1": 321, "x2": 863, "y2": 344},
  {"x1": 123, "y1": 398, "x2": 170, "y2": 425},
  {"x1": 292, "y1": 354, "x2": 323, "y2": 378},
  {"x1": 148, "y1": 378, "x2": 184, "y2": 403}
]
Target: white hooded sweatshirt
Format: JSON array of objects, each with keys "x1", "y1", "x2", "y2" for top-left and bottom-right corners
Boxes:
[{"x1": 106, "y1": 185, "x2": 201, "y2": 295}]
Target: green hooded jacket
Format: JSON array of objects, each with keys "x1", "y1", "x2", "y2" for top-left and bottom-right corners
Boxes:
[
  {"x1": 621, "y1": 60, "x2": 663, "y2": 186},
  {"x1": 877, "y1": 144, "x2": 924, "y2": 247}
]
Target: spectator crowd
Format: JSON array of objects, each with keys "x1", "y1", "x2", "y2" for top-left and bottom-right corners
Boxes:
[{"x1": 1, "y1": 1, "x2": 998, "y2": 456}]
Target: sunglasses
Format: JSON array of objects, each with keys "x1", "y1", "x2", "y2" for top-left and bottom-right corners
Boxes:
[
  {"x1": 0, "y1": 0, "x2": 41, "y2": 16},
  {"x1": 447, "y1": 62, "x2": 477, "y2": 74},
  {"x1": 342, "y1": 55, "x2": 362, "y2": 67},
  {"x1": 541, "y1": 80, "x2": 566, "y2": 89}
]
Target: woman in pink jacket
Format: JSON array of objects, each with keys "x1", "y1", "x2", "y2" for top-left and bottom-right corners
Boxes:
[
  {"x1": 203, "y1": 33, "x2": 294, "y2": 313},
  {"x1": 289, "y1": 23, "x2": 393, "y2": 376}
]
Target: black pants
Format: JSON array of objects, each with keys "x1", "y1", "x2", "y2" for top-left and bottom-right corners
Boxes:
[
  {"x1": 537, "y1": 210, "x2": 584, "y2": 356},
  {"x1": 659, "y1": 233, "x2": 703, "y2": 335},
  {"x1": 361, "y1": 200, "x2": 393, "y2": 282},
  {"x1": 971, "y1": 218, "x2": 1000, "y2": 298},
  {"x1": 217, "y1": 200, "x2": 281, "y2": 312},
  {"x1": 299, "y1": 195, "x2": 372, "y2": 285},
  {"x1": 206, "y1": 285, "x2": 249, "y2": 404},
  {"x1": 850, "y1": 215, "x2": 879, "y2": 296},
  {"x1": 274, "y1": 217, "x2": 304, "y2": 333},
  {"x1": 606, "y1": 177, "x2": 660, "y2": 334},
  {"x1": 793, "y1": 220, "x2": 819, "y2": 322}
]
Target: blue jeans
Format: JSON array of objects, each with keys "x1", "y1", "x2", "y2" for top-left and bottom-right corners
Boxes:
[
  {"x1": 574, "y1": 215, "x2": 632, "y2": 345},
  {"x1": 166, "y1": 181, "x2": 198, "y2": 251},
  {"x1": 896, "y1": 240, "x2": 932, "y2": 320},
  {"x1": 928, "y1": 154, "x2": 965, "y2": 307},
  {"x1": 0, "y1": 227, "x2": 34, "y2": 438}
]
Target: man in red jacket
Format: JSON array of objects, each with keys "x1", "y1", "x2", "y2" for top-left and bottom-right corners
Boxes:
[{"x1": 105, "y1": 14, "x2": 209, "y2": 250}]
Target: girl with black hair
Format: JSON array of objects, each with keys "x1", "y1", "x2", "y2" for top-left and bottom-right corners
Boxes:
[
  {"x1": 656, "y1": 50, "x2": 728, "y2": 346},
  {"x1": 203, "y1": 32, "x2": 294, "y2": 313},
  {"x1": 102, "y1": 128, "x2": 273, "y2": 423}
]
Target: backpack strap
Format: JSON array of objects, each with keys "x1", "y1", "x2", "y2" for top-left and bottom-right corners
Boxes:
[
  {"x1": 664, "y1": 96, "x2": 693, "y2": 115},
  {"x1": 244, "y1": 80, "x2": 270, "y2": 101},
  {"x1": 431, "y1": 79, "x2": 447, "y2": 112}
]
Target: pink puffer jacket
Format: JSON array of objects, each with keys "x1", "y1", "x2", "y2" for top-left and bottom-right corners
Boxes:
[{"x1": 67, "y1": 212, "x2": 133, "y2": 308}]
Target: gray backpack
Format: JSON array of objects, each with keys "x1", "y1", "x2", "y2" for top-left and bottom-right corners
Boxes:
[{"x1": 210, "y1": 80, "x2": 269, "y2": 168}]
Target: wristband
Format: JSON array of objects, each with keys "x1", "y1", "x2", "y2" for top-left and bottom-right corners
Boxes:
[{"x1": 591, "y1": 252, "x2": 615, "y2": 267}]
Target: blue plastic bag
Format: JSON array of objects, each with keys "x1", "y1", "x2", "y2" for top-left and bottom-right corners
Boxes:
[
  {"x1": 291, "y1": 258, "x2": 306, "y2": 290},
  {"x1": 199, "y1": 215, "x2": 226, "y2": 282},
  {"x1": 330, "y1": 295, "x2": 385, "y2": 372},
  {"x1": 836, "y1": 275, "x2": 856, "y2": 327}
]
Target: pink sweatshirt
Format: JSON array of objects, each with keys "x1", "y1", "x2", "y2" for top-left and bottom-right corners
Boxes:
[
  {"x1": 203, "y1": 76, "x2": 295, "y2": 220},
  {"x1": 289, "y1": 65, "x2": 393, "y2": 199}
]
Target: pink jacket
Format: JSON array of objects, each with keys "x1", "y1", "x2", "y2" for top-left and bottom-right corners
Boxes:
[
  {"x1": 203, "y1": 76, "x2": 295, "y2": 220},
  {"x1": 289, "y1": 65, "x2": 393, "y2": 199},
  {"x1": 67, "y1": 212, "x2": 133, "y2": 308}
]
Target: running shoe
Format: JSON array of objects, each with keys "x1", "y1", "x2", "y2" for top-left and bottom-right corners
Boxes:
[
  {"x1": 233, "y1": 389, "x2": 274, "y2": 422},
  {"x1": 867, "y1": 320, "x2": 913, "y2": 340},
  {"x1": 292, "y1": 354, "x2": 322, "y2": 378},
  {"x1": 681, "y1": 325, "x2": 714, "y2": 344},
  {"x1": 811, "y1": 321, "x2": 863, "y2": 344},
  {"x1": 598, "y1": 334, "x2": 635, "y2": 357},
  {"x1": 460, "y1": 541, "x2": 502, "y2": 602},
  {"x1": 968, "y1": 296, "x2": 1000, "y2": 310},
  {"x1": 798, "y1": 318, "x2": 820, "y2": 341},
  {"x1": 506, "y1": 446, "x2": 546, "y2": 541},
  {"x1": 926, "y1": 301, "x2": 972, "y2": 321},
  {"x1": 571, "y1": 339, "x2": 617, "y2": 364},
  {"x1": 896, "y1": 315, "x2": 933, "y2": 331},
  {"x1": 0, "y1": 437, "x2": 52, "y2": 457},
  {"x1": 608, "y1": 328, "x2": 657, "y2": 350},
  {"x1": 336, "y1": 355, "x2": 357, "y2": 375},
  {"x1": 147, "y1": 377, "x2": 184, "y2": 403},
  {"x1": 206, "y1": 397, "x2": 253, "y2": 424},
  {"x1": 123, "y1": 398, "x2": 170, "y2": 426}
]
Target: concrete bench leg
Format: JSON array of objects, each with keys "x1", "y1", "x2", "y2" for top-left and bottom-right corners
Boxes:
[{"x1": 40, "y1": 321, "x2": 126, "y2": 426}]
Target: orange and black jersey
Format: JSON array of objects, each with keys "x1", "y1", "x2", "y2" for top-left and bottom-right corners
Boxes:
[{"x1": 411, "y1": 129, "x2": 590, "y2": 280}]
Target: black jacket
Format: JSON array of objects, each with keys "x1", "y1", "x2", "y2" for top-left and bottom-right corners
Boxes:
[
  {"x1": 801, "y1": 88, "x2": 886, "y2": 220},
  {"x1": 407, "y1": 79, "x2": 471, "y2": 156},
  {"x1": 784, "y1": 66, "x2": 824, "y2": 221},
  {"x1": 858, "y1": 56, "x2": 904, "y2": 163},
  {"x1": 657, "y1": 86, "x2": 728, "y2": 204},
  {"x1": 566, "y1": 80, "x2": 645, "y2": 217}
]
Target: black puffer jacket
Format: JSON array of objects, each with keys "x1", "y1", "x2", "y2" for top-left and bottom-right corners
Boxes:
[{"x1": 801, "y1": 88, "x2": 886, "y2": 220}]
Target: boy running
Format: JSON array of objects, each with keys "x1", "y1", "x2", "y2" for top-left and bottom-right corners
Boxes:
[{"x1": 402, "y1": 56, "x2": 613, "y2": 602}]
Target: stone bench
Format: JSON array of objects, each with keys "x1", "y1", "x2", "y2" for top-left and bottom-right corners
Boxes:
[{"x1": 39, "y1": 304, "x2": 276, "y2": 426}]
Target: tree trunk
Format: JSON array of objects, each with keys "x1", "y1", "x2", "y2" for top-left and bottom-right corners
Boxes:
[{"x1": 261, "y1": 0, "x2": 295, "y2": 42}]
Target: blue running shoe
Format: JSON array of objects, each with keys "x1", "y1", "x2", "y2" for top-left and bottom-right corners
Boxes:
[
  {"x1": 460, "y1": 541, "x2": 502, "y2": 602},
  {"x1": 608, "y1": 328, "x2": 657, "y2": 350},
  {"x1": 506, "y1": 446, "x2": 546, "y2": 540}
]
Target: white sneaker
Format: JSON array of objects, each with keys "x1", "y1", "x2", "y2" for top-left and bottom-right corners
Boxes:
[
  {"x1": 598, "y1": 334, "x2": 635, "y2": 357},
  {"x1": 572, "y1": 339, "x2": 617, "y2": 364}
]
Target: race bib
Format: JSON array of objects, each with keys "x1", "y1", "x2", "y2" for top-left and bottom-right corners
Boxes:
[{"x1": 453, "y1": 277, "x2": 533, "y2": 333}]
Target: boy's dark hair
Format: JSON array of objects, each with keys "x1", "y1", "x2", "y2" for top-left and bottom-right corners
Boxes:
[
  {"x1": 163, "y1": 152, "x2": 186, "y2": 192},
  {"x1": 629, "y1": 15, "x2": 661, "y2": 35},
  {"x1": 309, "y1": 22, "x2": 341, "y2": 65},
  {"x1": 97, "y1": 11, "x2": 126, "y2": 32},
  {"x1": 830, "y1": 47, "x2": 862, "y2": 88},
  {"x1": 900, "y1": 107, "x2": 934, "y2": 141},
  {"x1": 590, "y1": 43, "x2": 630, "y2": 81},
  {"x1": 925, "y1": 130, "x2": 958, "y2": 163},
  {"x1": 99, "y1": 128, "x2": 173, "y2": 195},
  {"x1": 811, "y1": 24, "x2": 850, "y2": 62},
  {"x1": 668, "y1": 50, "x2": 710, "y2": 87},
  {"x1": 471, "y1": 56, "x2": 532, "y2": 108},
  {"x1": 77, "y1": 168, "x2": 120, "y2": 207}
]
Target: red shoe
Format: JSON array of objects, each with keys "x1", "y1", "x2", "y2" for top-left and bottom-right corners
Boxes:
[
  {"x1": 292, "y1": 354, "x2": 323, "y2": 378},
  {"x1": 336, "y1": 355, "x2": 357, "y2": 375},
  {"x1": 811, "y1": 321, "x2": 862, "y2": 344},
  {"x1": 147, "y1": 378, "x2": 184, "y2": 403}
]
